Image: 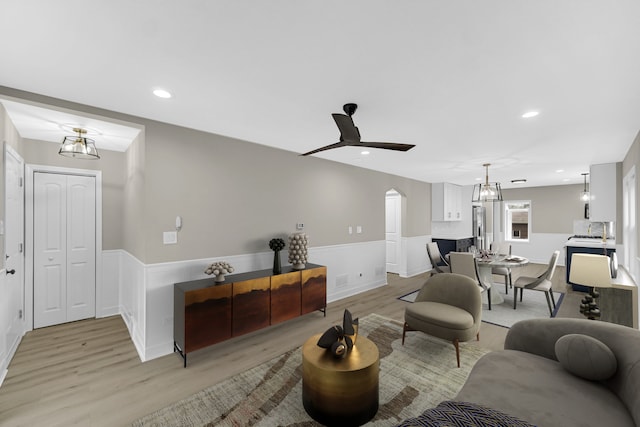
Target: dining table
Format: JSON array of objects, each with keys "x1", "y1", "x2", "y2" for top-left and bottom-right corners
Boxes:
[{"x1": 475, "y1": 254, "x2": 530, "y2": 305}]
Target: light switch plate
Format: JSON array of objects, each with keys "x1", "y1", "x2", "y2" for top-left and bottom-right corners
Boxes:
[{"x1": 163, "y1": 231, "x2": 177, "y2": 244}]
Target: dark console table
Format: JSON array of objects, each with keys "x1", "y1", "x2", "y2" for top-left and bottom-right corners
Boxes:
[{"x1": 174, "y1": 263, "x2": 326, "y2": 367}]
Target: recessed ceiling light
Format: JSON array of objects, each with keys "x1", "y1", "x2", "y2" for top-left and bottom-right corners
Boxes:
[
  {"x1": 361, "y1": 150, "x2": 370, "y2": 155},
  {"x1": 522, "y1": 111, "x2": 539, "y2": 118},
  {"x1": 511, "y1": 179, "x2": 527, "y2": 184},
  {"x1": 563, "y1": 178, "x2": 571, "y2": 182},
  {"x1": 556, "y1": 169, "x2": 565, "y2": 173},
  {"x1": 153, "y1": 88, "x2": 172, "y2": 99},
  {"x1": 475, "y1": 177, "x2": 482, "y2": 181}
]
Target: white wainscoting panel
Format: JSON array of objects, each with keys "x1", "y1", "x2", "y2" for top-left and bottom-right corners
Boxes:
[
  {"x1": 99, "y1": 251, "x2": 121, "y2": 318},
  {"x1": 106, "y1": 239, "x2": 432, "y2": 362},
  {"x1": 119, "y1": 251, "x2": 146, "y2": 361},
  {"x1": 509, "y1": 233, "x2": 572, "y2": 266},
  {"x1": 309, "y1": 241, "x2": 387, "y2": 303},
  {"x1": 403, "y1": 235, "x2": 432, "y2": 278}
]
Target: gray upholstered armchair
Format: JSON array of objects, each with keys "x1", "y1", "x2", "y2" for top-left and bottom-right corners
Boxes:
[{"x1": 403, "y1": 273, "x2": 482, "y2": 367}]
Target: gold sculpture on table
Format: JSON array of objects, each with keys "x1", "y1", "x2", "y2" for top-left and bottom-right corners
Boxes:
[{"x1": 316, "y1": 309, "x2": 359, "y2": 358}]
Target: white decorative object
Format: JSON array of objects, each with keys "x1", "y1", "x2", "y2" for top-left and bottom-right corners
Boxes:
[
  {"x1": 288, "y1": 232, "x2": 308, "y2": 270},
  {"x1": 205, "y1": 261, "x2": 235, "y2": 282}
]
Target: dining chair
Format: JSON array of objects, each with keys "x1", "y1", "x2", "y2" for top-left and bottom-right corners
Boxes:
[
  {"x1": 448, "y1": 252, "x2": 492, "y2": 310},
  {"x1": 490, "y1": 241, "x2": 512, "y2": 294},
  {"x1": 426, "y1": 242, "x2": 450, "y2": 275},
  {"x1": 513, "y1": 250, "x2": 560, "y2": 316}
]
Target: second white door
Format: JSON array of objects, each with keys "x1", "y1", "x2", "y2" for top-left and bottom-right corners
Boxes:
[
  {"x1": 385, "y1": 190, "x2": 402, "y2": 274},
  {"x1": 33, "y1": 172, "x2": 96, "y2": 329}
]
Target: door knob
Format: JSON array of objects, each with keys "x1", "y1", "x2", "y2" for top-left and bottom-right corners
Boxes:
[{"x1": 6, "y1": 269, "x2": 15, "y2": 275}]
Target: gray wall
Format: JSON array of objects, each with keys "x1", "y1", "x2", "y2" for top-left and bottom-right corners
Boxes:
[
  {"x1": 0, "y1": 86, "x2": 431, "y2": 265},
  {"x1": 142, "y1": 121, "x2": 431, "y2": 263},
  {"x1": 123, "y1": 132, "x2": 147, "y2": 260},
  {"x1": 502, "y1": 184, "x2": 584, "y2": 234}
]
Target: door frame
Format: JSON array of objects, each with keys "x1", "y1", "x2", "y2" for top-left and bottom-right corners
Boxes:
[{"x1": 25, "y1": 164, "x2": 102, "y2": 332}]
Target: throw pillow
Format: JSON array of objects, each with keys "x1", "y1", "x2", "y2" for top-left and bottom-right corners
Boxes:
[{"x1": 555, "y1": 334, "x2": 617, "y2": 381}]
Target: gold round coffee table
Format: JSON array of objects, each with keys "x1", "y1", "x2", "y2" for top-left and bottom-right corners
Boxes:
[{"x1": 302, "y1": 334, "x2": 379, "y2": 426}]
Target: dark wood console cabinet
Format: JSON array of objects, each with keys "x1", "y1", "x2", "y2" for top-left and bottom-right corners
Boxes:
[{"x1": 174, "y1": 264, "x2": 326, "y2": 366}]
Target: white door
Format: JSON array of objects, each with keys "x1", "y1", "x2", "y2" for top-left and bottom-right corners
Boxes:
[
  {"x1": 33, "y1": 172, "x2": 96, "y2": 328},
  {"x1": 4, "y1": 145, "x2": 25, "y2": 349},
  {"x1": 385, "y1": 190, "x2": 401, "y2": 274}
]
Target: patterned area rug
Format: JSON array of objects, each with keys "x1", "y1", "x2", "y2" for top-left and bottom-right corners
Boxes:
[
  {"x1": 133, "y1": 314, "x2": 490, "y2": 427},
  {"x1": 399, "y1": 288, "x2": 564, "y2": 328}
]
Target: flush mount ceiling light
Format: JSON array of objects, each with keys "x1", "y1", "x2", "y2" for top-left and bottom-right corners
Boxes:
[
  {"x1": 581, "y1": 172, "x2": 590, "y2": 202},
  {"x1": 472, "y1": 163, "x2": 503, "y2": 202},
  {"x1": 58, "y1": 127, "x2": 100, "y2": 159},
  {"x1": 522, "y1": 111, "x2": 539, "y2": 118},
  {"x1": 153, "y1": 88, "x2": 172, "y2": 98}
]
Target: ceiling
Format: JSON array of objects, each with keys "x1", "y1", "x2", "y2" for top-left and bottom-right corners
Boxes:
[{"x1": 1, "y1": 1, "x2": 639, "y2": 188}]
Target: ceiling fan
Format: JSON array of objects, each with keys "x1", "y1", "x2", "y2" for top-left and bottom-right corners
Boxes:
[{"x1": 301, "y1": 103, "x2": 416, "y2": 156}]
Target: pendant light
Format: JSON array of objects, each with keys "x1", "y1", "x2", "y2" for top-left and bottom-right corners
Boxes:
[
  {"x1": 581, "y1": 172, "x2": 590, "y2": 202},
  {"x1": 472, "y1": 163, "x2": 503, "y2": 202},
  {"x1": 58, "y1": 128, "x2": 100, "y2": 159}
]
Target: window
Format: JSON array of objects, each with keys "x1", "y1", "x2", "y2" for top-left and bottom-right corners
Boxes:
[{"x1": 505, "y1": 201, "x2": 531, "y2": 242}]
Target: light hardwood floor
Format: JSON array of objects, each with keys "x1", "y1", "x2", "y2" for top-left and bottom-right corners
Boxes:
[{"x1": 0, "y1": 265, "x2": 581, "y2": 427}]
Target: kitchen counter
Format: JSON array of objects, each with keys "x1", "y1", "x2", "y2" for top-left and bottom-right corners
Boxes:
[
  {"x1": 565, "y1": 237, "x2": 616, "y2": 249},
  {"x1": 603, "y1": 266, "x2": 638, "y2": 328}
]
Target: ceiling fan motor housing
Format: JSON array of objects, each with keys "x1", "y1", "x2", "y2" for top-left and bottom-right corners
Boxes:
[{"x1": 343, "y1": 103, "x2": 357, "y2": 116}]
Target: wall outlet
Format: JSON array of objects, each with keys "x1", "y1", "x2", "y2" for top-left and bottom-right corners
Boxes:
[
  {"x1": 163, "y1": 231, "x2": 177, "y2": 244},
  {"x1": 348, "y1": 226, "x2": 353, "y2": 234},
  {"x1": 356, "y1": 225, "x2": 362, "y2": 234},
  {"x1": 296, "y1": 223, "x2": 304, "y2": 230}
]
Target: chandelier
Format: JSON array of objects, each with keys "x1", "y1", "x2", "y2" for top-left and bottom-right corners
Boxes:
[
  {"x1": 58, "y1": 128, "x2": 100, "y2": 159},
  {"x1": 472, "y1": 163, "x2": 503, "y2": 202}
]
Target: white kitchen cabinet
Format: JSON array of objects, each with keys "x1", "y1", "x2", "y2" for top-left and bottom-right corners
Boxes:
[
  {"x1": 432, "y1": 182, "x2": 462, "y2": 221},
  {"x1": 589, "y1": 163, "x2": 617, "y2": 222}
]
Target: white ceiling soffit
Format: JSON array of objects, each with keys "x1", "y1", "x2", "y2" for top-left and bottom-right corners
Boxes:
[{"x1": 0, "y1": 99, "x2": 141, "y2": 152}]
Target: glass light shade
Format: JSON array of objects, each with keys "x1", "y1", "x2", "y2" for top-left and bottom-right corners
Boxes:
[
  {"x1": 58, "y1": 135, "x2": 100, "y2": 159},
  {"x1": 472, "y1": 163, "x2": 503, "y2": 202},
  {"x1": 581, "y1": 191, "x2": 590, "y2": 202},
  {"x1": 472, "y1": 182, "x2": 503, "y2": 202}
]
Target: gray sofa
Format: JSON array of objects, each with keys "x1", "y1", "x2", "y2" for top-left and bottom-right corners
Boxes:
[{"x1": 453, "y1": 318, "x2": 640, "y2": 426}]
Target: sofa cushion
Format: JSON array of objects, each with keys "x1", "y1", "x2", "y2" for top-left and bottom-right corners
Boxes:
[
  {"x1": 555, "y1": 333, "x2": 617, "y2": 381},
  {"x1": 454, "y1": 349, "x2": 635, "y2": 427}
]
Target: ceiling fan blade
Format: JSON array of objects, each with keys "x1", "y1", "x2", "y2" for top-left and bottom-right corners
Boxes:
[
  {"x1": 332, "y1": 113, "x2": 360, "y2": 142},
  {"x1": 359, "y1": 142, "x2": 416, "y2": 152},
  {"x1": 300, "y1": 141, "x2": 346, "y2": 156}
]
